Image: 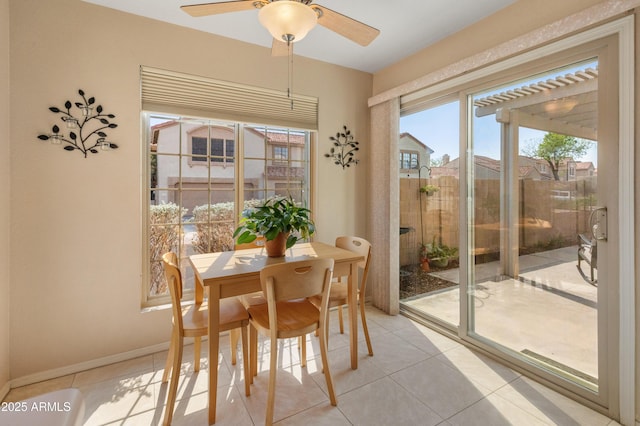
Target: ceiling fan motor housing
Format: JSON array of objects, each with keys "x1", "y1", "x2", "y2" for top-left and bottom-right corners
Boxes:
[{"x1": 258, "y1": 0, "x2": 318, "y2": 43}]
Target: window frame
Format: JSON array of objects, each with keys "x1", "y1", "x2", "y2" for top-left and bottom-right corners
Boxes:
[
  {"x1": 399, "y1": 150, "x2": 419, "y2": 170},
  {"x1": 142, "y1": 114, "x2": 315, "y2": 308}
]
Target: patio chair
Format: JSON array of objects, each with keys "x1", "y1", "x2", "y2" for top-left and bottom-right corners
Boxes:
[{"x1": 577, "y1": 233, "x2": 597, "y2": 286}]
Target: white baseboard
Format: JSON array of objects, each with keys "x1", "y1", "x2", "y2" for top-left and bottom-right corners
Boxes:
[
  {"x1": 9, "y1": 341, "x2": 171, "y2": 389},
  {"x1": 0, "y1": 380, "x2": 9, "y2": 401}
]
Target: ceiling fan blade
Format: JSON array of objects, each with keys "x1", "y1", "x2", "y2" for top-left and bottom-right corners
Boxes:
[
  {"x1": 313, "y1": 5, "x2": 380, "y2": 47},
  {"x1": 181, "y1": 1, "x2": 261, "y2": 17},
  {"x1": 271, "y1": 38, "x2": 291, "y2": 57}
]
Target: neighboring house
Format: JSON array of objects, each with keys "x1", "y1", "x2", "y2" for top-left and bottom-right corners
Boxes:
[
  {"x1": 399, "y1": 132, "x2": 434, "y2": 178},
  {"x1": 576, "y1": 161, "x2": 596, "y2": 178},
  {"x1": 430, "y1": 155, "x2": 590, "y2": 181},
  {"x1": 568, "y1": 160, "x2": 596, "y2": 180},
  {"x1": 151, "y1": 121, "x2": 306, "y2": 212}
]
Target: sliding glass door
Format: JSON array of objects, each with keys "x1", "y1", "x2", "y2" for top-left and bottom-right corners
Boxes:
[
  {"x1": 398, "y1": 23, "x2": 632, "y2": 411},
  {"x1": 467, "y1": 57, "x2": 605, "y2": 393}
]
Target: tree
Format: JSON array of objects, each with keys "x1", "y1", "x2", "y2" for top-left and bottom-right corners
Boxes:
[{"x1": 523, "y1": 132, "x2": 592, "y2": 180}]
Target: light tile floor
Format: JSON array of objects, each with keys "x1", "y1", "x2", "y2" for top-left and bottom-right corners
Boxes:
[{"x1": 3, "y1": 306, "x2": 619, "y2": 425}]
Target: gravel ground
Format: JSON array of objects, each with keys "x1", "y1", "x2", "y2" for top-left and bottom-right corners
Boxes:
[{"x1": 399, "y1": 262, "x2": 458, "y2": 300}]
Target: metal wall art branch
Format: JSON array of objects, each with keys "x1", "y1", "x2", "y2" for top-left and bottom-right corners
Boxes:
[
  {"x1": 38, "y1": 89, "x2": 118, "y2": 158},
  {"x1": 324, "y1": 125, "x2": 359, "y2": 169}
]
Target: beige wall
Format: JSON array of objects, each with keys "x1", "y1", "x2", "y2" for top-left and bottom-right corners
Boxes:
[
  {"x1": 8, "y1": 0, "x2": 371, "y2": 380},
  {"x1": 1, "y1": 0, "x2": 11, "y2": 398},
  {"x1": 372, "y1": 0, "x2": 606, "y2": 95}
]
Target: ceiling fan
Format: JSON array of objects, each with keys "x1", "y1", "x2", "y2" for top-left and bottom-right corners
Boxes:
[{"x1": 181, "y1": 0, "x2": 380, "y2": 55}]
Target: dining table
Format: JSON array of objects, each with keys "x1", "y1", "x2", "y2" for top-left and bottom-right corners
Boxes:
[{"x1": 189, "y1": 241, "x2": 365, "y2": 424}]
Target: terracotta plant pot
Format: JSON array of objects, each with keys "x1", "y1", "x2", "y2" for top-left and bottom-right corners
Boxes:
[
  {"x1": 420, "y1": 260, "x2": 430, "y2": 272},
  {"x1": 265, "y1": 232, "x2": 288, "y2": 257}
]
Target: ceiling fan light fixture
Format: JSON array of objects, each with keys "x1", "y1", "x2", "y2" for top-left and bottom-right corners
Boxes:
[{"x1": 258, "y1": 1, "x2": 318, "y2": 43}]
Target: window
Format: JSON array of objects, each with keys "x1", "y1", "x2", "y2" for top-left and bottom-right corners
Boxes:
[
  {"x1": 273, "y1": 146, "x2": 289, "y2": 163},
  {"x1": 141, "y1": 67, "x2": 318, "y2": 307},
  {"x1": 191, "y1": 136, "x2": 234, "y2": 164},
  {"x1": 144, "y1": 114, "x2": 313, "y2": 306},
  {"x1": 400, "y1": 151, "x2": 419, "y2": 170}
]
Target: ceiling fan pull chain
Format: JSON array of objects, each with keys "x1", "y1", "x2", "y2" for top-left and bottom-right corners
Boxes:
[{"x1": 288, "y1": 42, "x2": 294, "y2": 110}]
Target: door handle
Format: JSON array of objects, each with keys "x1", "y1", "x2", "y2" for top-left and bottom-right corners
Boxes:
[{"x1": 590, "y1": 207, "x2": 607, "y2": 241}]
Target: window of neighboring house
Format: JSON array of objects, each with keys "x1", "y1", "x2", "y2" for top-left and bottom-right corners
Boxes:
[
  {"x1": 273, "y1": 145, "x2": 289, "y2": 163},
  {"x1": 569, "y1": 164, "x2": 576, "y2": 178},
  {"x1": 144, "y1": 114, "x2": 313, "y2": 306},
  {"x1": 191, "y1": 136, "x2": 234, "y2": 163},
  {"x1": 400, "y1": 151, "x2": 419, "y2": 170}
]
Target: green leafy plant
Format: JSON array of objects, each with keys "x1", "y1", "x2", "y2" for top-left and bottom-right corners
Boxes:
[
  {"x1": 419, "y1": 184, "x2": 440, "y2": 195},
  {"x1": 425, "y1": 236, "x2": 458, "y2": 260},
  {"x1": 233, "y1": 196, "x2": 315, "y2": 249}
]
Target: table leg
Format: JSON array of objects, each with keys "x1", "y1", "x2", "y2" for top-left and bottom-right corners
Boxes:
[
  {"x1": 208, "y1": 285, "x2": 220, "y2": 425},
  {"x1": 348, "y1": 261, "x2": 358, "y2": 369},
  {"x1": 195, "y1": 274, "x2": 204, "y2": 304}
]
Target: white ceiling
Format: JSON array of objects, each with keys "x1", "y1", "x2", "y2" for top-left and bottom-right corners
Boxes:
[{"x1": 83, "y1": 0, "x2": 517, "y2": 73}]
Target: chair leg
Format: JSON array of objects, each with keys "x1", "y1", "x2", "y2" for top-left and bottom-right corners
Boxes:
[
  {"x1": 230, "y1": 329, "x2": 239, "y2": 365},
  {"x1": 250, "y1": 324, "x2": 258, "y2": 380},
  {"x1": 163, "y1": 334, "x2": 183, "y2": 426},
  {"x1": 300, "y1": 335, "x2": 307, "y2": 368},
  {"x1": 162, "y1": 332, "x2": 174, "y2": 383},
  {"x1": 337, "y1": 305, "x2": 344, "y2": 334},
  {"x1": 193, "y1": 336, "x2": 201, "y2": 372},
  {"x1": 319, "y1": 318, "x2": 337, "y2": 406},
  {"x1": 240, "y1": 325, "x2": 250, "y2": 397},
  {"x1": 359, "y1": 301, "x2": 373, "y2": 356},
  {"x1": 265, "y1": 333, "x2": 278, "y2": 426}
]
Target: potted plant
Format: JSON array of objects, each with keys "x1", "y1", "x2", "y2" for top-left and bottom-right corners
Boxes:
[
  {"x1": 419, "y1": 244, "x2": 430, "y2": 271},
  {"x1": 425, "y1": 236, "x2": 458, "y2": 268},
  {"x1": 233, "y1": 196, "x2": 315, "y2": 257},
  {"x1": 420, "y1": 184, "x2": 440, "y2": 196}
]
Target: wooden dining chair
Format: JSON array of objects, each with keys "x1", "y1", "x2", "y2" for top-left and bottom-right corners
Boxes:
[
  {"x1": 235, "y1": 237, "x2": 268, "y2": 309},
  {"x1": 160, "y1": 252, "x2": 250, "y2": 426},
  {"x1": 247, "y1": 258, "x2": 337, "y2": 426},
  {"x1": 310, "y1": 236, "x2": 374, "y2": 356}
]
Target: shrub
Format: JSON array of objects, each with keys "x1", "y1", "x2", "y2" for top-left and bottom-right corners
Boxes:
[
  {"x1": 149, "y1": 203, "x2": 186, "y2": 296},
  {"x1": 191, "y1": 199, "x2": 264, "y2": 254}
]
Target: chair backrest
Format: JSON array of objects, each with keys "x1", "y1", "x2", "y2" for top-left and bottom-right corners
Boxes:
[
  {"x1": 161, "y1": 252, "x2": 183, "y2": 330},
  {"x1": 335, "y1": 236, "x2": 372, "y2": 292},
  {"x1": 260, "y1": 258, "x2": 334, "y2": 303}
]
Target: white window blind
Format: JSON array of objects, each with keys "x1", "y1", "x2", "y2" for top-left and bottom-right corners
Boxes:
[{"x1": 140, "y1": 66, "x2": 318, "y2": 130}]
